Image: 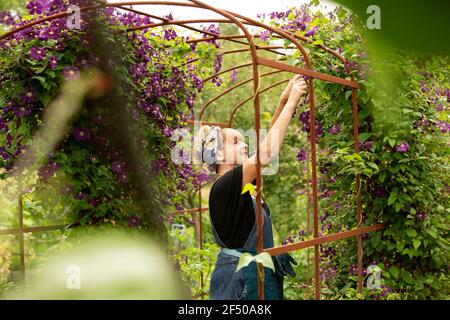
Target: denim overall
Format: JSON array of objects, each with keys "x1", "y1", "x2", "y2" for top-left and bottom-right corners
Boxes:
[{"x1": 209, "y1": 195, "x2": 284, "y2": 300}]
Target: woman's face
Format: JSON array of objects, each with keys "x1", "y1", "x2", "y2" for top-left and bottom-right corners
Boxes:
[{"x1": 219, "y1": 128, "x2": 248, "y2": 165}]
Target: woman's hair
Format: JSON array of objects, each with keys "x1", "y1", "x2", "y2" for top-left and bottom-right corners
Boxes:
[{"x1": 194, "y1": 125, "x2": 223, "y2": 175}]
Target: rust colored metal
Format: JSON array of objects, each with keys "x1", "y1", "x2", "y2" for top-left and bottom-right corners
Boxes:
[
  {"x1": 305, "y1": 147, "x2": 312, "y2": 299},
  {"x1": 185, "y1": 120, "x2": 230, "y2": 128},
  {"x1": 198, "y1": 70, "x2": 286, "y2": 120},
  {"x1": 168, "y1": 207, "x2": 208, "y2": 216},
  {"x1": 111, "y1": 2, "x2": 347, "y2": 63},
  {"x1": 229, "y1": 78, "x2": 290, "y2": 126},
  {"x1": 203, "y1": 63, "x2": 253, "y2": 82},
  {"x1": 264, "y1": 224, "x2": 385, "y2": 256},
  {"x1": 18, "y1": 194, "x2": 25, "y2": 283},
  {"x1": 116, "y1": 5, "x2": 216, "y2": 37},
  {"x1": 1, "y1": 2, "x2": 346, "y2": 65},
  {"x1": 306, "y1": 77, "x2": 321, "y2": 300},
  {"x1": 0, "y1": 0, "x2": 388, "y2": 300},
  {"x1": 198, "y1": 181, "x2": 204, "y2": 299},
  {"x1": 351, "y1": 86, "x2": 364, "y2": 293},
  {"x1": 203, "y1": 56, "x2": 287, "y2": 83},
  {"x1": 185, "y1": 46, "x2": 295, "y2": 66},
  {"x1": 257, "y1": 57, "x2": 359, "y2": 88},
  {"x1": 0, "y1": 3, "x2": 103, "y2": 42},
  {"x1": 0, "y1": 224, "x2": 66, "y2": 235},
  {"x1": 186, "y1": 36, "x2": 288, "y2": 56},
  {"x1": 189, "y1": 0, "x2": 265, "y2": 300}
]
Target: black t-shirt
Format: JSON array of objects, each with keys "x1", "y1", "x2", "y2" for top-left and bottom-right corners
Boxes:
[{"x1": 209, "y1": 164, "x2": 270, "y2": 248}]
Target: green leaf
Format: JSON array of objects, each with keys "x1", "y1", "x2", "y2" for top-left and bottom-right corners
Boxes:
[
  {"x1": 413, "y1": 239, "x2": 421, "y2": 249},
  {"x1": 370, "y1": 236, "x2": 380, "y2": 248},
  {"x1": 401, "y1": 270, "x2": 414, "y2": 284},
  {"x1": 388, "y1": 138, "x2": 396, "y2": 148},
  {"x1": 426, "y1": 228, "x2": 438, "y2": 239},
  {"x1": 388, "y1": 192, "x2": 397, "y2": 205},
  {"x1": 358, "y1": 132, "x2": 372, "y2": 142},
  {"x1": 236, "y1": 253, "x2": 254, "y2": 272},
  {"x1": 395, "y1": 202, "x2": 403, "y2": 212},
  {"x1": 404, "y1": 248, "x2": 414, "y2": 259},
  {"x1": 389, "y1": 266, "x2": 399, "y2": 278},
  {"x1": 32, "y1": 75, "x2": 46, "y2": 84},
  {"x1": 311, "y1": 39, "x2": 324, "y2": 46},
  {"x1": 344, "y1": 90, "x2": 352, "y2": 100},
  {"x1": 39, "y1": 92, "x2": 52, "y2": 106},
  {"x1": 406, "y1": 228, "x2": 417, "y2": 238}
]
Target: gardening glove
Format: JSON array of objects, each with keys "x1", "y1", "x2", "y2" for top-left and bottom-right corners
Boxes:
[{"x1": 273, "y1": 253, "x2": 297, "y2": 278}]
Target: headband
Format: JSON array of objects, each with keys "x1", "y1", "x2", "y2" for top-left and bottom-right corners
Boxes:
[{"x1": 201, "y1": 126, "x2": 222, "y2": 167}]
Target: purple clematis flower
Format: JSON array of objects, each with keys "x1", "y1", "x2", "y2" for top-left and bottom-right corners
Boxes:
[
  {"x1": 296, "y1": 148, "x2": 307, "y2": 161},
  {"x1": 29, "y1": 46, "x2": 47, "y2": 61},
  {"x1": 0, "y1": 11, "x2": 15, "y2": 25},
  {"x1": 416, "y1": 212, "x2": 426, "y2": 221},
  {"x1": 14, "y1": 105, "x2": 32, "y2": 117},
  {"x1": 230, "y1": 68, "x2": 238, "y2": 83},
  {"x1": 164, "y1": 29, "x2": 177, "y2": 40},
  {"x1": 128, "y1": 215, "x2": 141, "y2": 228},
  {"x1": 360, "y1": 140, "x2": 373, "y2": 150},
  {"x1": 72, "y1": 127, "x2": 92, "y2": 142},
  {"x1": 305, "y1": 25, "x2": 319, "y2": 37},
  {"x1": 395, "y1": 142, "x2": 409, "y2": 153},
  {"x1": 0, "y1": 147, "x2": 9, "y2": 160},
  {"x1": 111, "y1": 161, "x2": 126, "y2": 173},
  {"x1": 191, "y1": 74, "x2": 203, "y2": 91},
  {"x1": 26, "y1": 0, "x2": 49, "y2": 15},
  {"x1": 62, "y1": 66, "x2": 80, "y2": 80},
  {"x1": 436, "y1": 121, "x2": 449, "y2": 133},
  {"x1": 328, "y1": 124, "x2": 341, "y2": 135},
  {"x1": 259, "y1": 30, "x2": 270, "y2": 42},
  {"x1": 20, "y1": 87, "x2": 38, "y2": 104},
  {"x1": 48, "y1": 56, "x2": 58, "y2": 69}
]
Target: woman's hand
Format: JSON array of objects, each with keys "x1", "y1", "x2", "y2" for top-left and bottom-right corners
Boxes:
[
  {"x1": 286, "y1": 76, "x2": 308, "y2": 107},
  {"x1": 280, "y1": 75, "x2": 303, "y2": 103},
  {"x1": 280, "y1": 79, "x2": 293, "y2": 104}
]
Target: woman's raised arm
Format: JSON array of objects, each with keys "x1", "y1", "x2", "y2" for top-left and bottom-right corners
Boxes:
[{"x1": 242, "y1": 75, "x2": 307, "y2": 186}]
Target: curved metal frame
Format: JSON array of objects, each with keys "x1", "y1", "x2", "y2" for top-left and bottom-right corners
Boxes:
[{"x1": 0, "y1": 0, "x2": 384, "y2": 300}]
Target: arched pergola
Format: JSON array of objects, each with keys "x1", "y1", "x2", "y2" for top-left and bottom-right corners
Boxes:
[{"x1": 0, "y1": 0, "x2": 385, "y2": 300}]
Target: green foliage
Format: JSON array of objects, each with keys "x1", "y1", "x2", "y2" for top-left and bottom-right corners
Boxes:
[
  {"x1": 256, "y1": 1, "x2": 449, "y2": 299},
  {"x1": 168, "y1": 223, "x2": 220, "y2": 299}
]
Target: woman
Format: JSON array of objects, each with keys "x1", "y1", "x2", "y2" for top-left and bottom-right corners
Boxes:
[{"x1": 197, "y1": 75, "x2": 308, "y2": 300}]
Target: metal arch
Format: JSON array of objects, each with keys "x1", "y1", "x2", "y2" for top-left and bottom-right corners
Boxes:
[
  {"x1": 116, "y1": 5, "x2": 228, "y2": 39},
  {"x1": 202, "y1": 57, "x2": 287, "y2": 83},
  {"x1": 198, "y1": 70, "x2": 286, "y2": 120},
  {"x1": 186, "y1": 35, "x2": 291, "y2": 57},
  {"x1": 203, "y1": 62, "x2": 253, "y2": 82},
  {"x1": 228, "y1": 78, "x2": 290, "y2": 127},
  {"x1": 184, "y1": 46, "x2": 295, "y2": 65},
  {"x1": 127, "y1": 16, "x2": 312, "y2": 69},
  {"x1": 217, "y1": 5, "x2": 324, "y2": 299},
  {"x1": 0, "y1": 0, "x2": 385, "y2": 301},
  {"x1": 186, "y1": 0, "x2": 267, "y2": 299},
  {"x1": 0, "y1": 1, "x2": 347, "y2": 65}
]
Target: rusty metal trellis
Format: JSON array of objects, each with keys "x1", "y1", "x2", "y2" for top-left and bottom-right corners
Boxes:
[{"x1": 0, "y1": 0, "x2": 385, "y2": 300}]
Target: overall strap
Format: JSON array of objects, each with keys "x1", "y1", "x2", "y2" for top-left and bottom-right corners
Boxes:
[{"x1": 241, "y1": 195, "x2": 274, "y2": 251}]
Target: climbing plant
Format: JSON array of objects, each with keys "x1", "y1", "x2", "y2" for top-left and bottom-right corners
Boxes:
[
  {"x1": 0, "y1": 3, "x2": 220, "y2": 235},
  {"x1": 260, "y1": 2, "x2": 449, "y2": 299}
]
